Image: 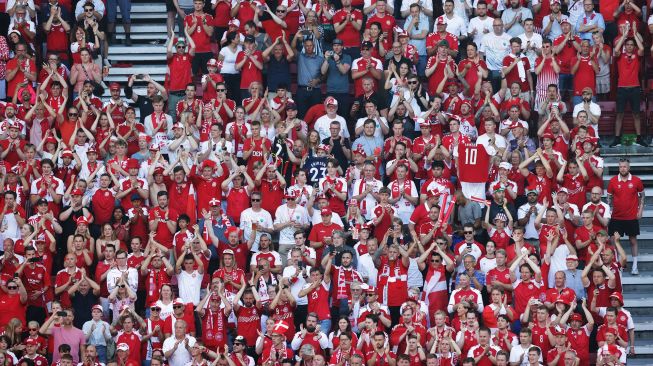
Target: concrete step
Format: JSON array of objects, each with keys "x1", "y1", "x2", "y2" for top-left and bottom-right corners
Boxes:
[
  {"x1": 109, "y1": 45, "x2": 166, "y2": 55},
  {"x1": 116, "y1": 24, "x2": 167, "y2": 34},
  {"x1": 115, "y1": 32, "x2": 167, "y2": 40}
]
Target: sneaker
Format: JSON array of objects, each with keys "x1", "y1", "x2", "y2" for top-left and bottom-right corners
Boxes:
[
  {"x1": 631, "y1": 267, "x2": 639, "y2": 275},
  {"x1": 636, "y1": 136, "x2": 650, "y2": 147},
  {"x1": 609, "y1": 137, "x2": 621, "y2": 148},
  {"x1": 124, "y1": 36, "x2": 132, "y2": 47}
]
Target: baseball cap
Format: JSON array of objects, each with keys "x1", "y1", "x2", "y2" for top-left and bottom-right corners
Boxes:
[
  {"x1": 557, "y1": 187, "x2": 569, "y2": 195},
  {"x1": 348, "y1": 198, "x2": 358, "y2": 206},
  {"x1": 541, "y1": 132, "x2": 555, "y2": 140},
  {"x1": 228, "y1": 19, "x2": 240, "y2": 27},
  {"x1": 209, "y1": 198, "x2": 221, "y2": 206},
  {"x1": 609, "y1": 292, "x2": 624, "y2": 306},
  {"x1": 332, "y1": 38, "x2": 343, "y2": 45},
  {"x1": 116, "y1": 343, "x2": 129, "y2": 352},
  {"x1": 320, "y1": 207, "x2": 332, "y2": 216},
  {"x1": 172, "y1": 298, "x2": 185, "y2": 306},
  {"x1": 271, "y1": 321, "x2": 289, "y2": 335},
  {"x1": 71, "y1": 188, "x2": 84, "y2": 196},
  {"x1": 61, "y1": 149, "x2": 74, "y2": 159},
  {"x1": 499, "y1": 162, "x2": 512, "y2": 170},
  {"x1": 494, "y1": 212, "x2": 508, "y2": 222},
  {"x1": 361, "y1": 41, "x2": 373, "y2": 49},
  {"x1": 175, "y1": 38, "x2": 186, "y2": 46},
  {"x1": 570, "y1": 313, "x2": 583, "y2": 322},
  {"x1": 325, "y1": 96, "x2": 338, "y2": 106},
  {"x1": 92, "y1": 304, "x2": 103, "y2": 312},
  {"x1": 436, "y1": 16, "x2": 446, "y2": 25},
  {"x1": 565, "y1": 254, "x2": 579, "y2": 261},
  {"x1": 286, "y1": 101, "x2": 298, "y2": 110},
  {"x1": 244, "y1": 35, "x2": 256, "y2": 43},
  {"x1": 25, "y1": 338, "x2": 38, "y2": 346},
  {"x1": 36, "y1": 198, "x2": 48, "y2": 206},
  {"x1": 126, "y1": 158, "x2": 140, "y2": 170},
  {"x1": 234, "y1": 335, "x2": 246, "y2": 344},
  {"x1": 223, "y1": 249, "x2": 235, "y2": 256},
  {"x1": 109, "y1": 82, "x2": 121, "y2": 91},
  {"x1": 76, "y1": 216, "x2": 89, "y2": 226},
  {"x1": 207, "y1": 58, "x2": 219, "y2": 67}
]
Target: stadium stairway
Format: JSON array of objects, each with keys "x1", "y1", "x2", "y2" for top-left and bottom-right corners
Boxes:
[
  {"x1": 601, "y1": 155, "x2": 653, "y2": 365},
  {"x1": 104, "y1": 0, "x2": 168, "y2": 107}
]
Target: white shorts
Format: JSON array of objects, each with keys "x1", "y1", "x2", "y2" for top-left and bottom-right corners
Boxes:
[{"x1": 460, "y1": 181, "x2": 486, "y2": 203}]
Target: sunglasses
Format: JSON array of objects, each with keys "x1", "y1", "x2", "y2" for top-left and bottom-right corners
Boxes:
[
  {"x1": 7, "y1": 286, "x2": 17, "y2": 290},
  {"x1": 366, "y1": 293, "x2": 375, "y2": 297},
  {"x1": 173, "y1": 305, "x2": 184, "y2": 309},
  {"x1": 464, "y1": 231, "x2": 474, "y2": 234},
  {"x1": 431, "y1": 259, "x2": 441, "y2": 263},
  {"x1": 276, "y1": 9, "x2": 286, "y2": 13},
  {"x1": 84, "y1": 8, "x2": 93, "y2": 11},
  {"x1": 29, "y1": 329, "x2": 38, "y2": 331},
  {"x1": 150, "y1": 307, "x2": 161, "y2": 311},
  {"x1": 408, "y1": 81, "x2": 418, "y2": 84},
  {"x1": 216, "y1": 89, "x2": 226, "y2": 92},
  {"x1": 68, "y1": 113, "x2": 78, "y2": 116},
  {"x1": 251, "y1": 198, "x2": 261, "y2": 202}
]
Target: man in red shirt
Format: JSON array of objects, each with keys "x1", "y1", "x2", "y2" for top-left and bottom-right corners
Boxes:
[
  {"x1": 365, "y1": 0, "x2": 395, "y2": 39},
  {"x1": 332, "y1": 0, "x2": 363, "y2": 54},
  {"x1": 5, "y1": 42, "x2": 36, "y2": 99},
  {"x1": 166, "y1": 35, "x2": 195, "y2": 120},
  {"x1": 351, "y1": 42, "x2": 383, "y2": 97},
  {"x1": 148, "y1": 191, "x2": 176, "y2": 251},
  {"x1": 607, "y1": 159, "x2": 644, "y2": 274},
  {"x1": 389, "y1": 306, "x2": 427, "y2": 354},
  {"x1": 235, "y1": 35, "x2": 264, "y2": 100},
  {"x1": 184, "y1": 0, "x2": 214, "y2": 75},
  {"x1": 91, "y1": 174, "x2": 117, "y2": 226},
  {"x1": 17, "y1": 246, "x2": 50, "y2": 325},
  {"x1": 0, "y1": 276, "x2": 27, "y2": 328},
  {"x1": 502, "y1": 38, "x2": 533, "y2": 100},
  {"x1": 308, "y1": 208, "x2": 343, "y2": 260},
  {"x1": 610, "y1": 32, "x2": 648, "y2": 147},
  {"x1": 552, "y1": 19, "x2": 581, "y2": 100},
  {"x1": 115, "y1": 315, "x2": 143, "y2": 365}
]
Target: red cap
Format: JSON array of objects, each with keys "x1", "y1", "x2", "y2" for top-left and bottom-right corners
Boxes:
[
  {"x1": 61, "y1": 149, "x2": 74, "y2": 159},
  {"x1": 570, "y1": 313, "x2": 583, "y2": 322},
  {"x1": 284, "y1": 189, "x2": 299, "y2": 199},
  {"x1": 4, "y1": 103, "x2": 16, "y2": 110},
  {"x1": 149, "y1": 302, "x2": 161, "y2": 309},
  {"x1": 320, "y1": 207, "x2": 332, "y2": 216},
  {"x1": 25, "y1": 338, "x2": 38, "y2": 346},
  {"x1": 153, "y1": 166, "x2": 164, "y2": 175},
  {"x1": 209, "y1": 198, "x2": 221, "y2": 207},
  {"x1": 109, "y1": 82, "x2": 121, "y2": 91},
  {"x1": 92, "y1": 304, "x2": 103, "y2": 312},
  {"x1": 609, "y1": 292, "x2": 624, "y2": 306},
  {"x1": 604, "y1": 328, "x2": 618, "y2": 336},
  {"x1": 76, "y1": 216, "x2": 89, "y2": 225},
  {"x1": 71, "y1": 188, "x2": 84, "y2": 196},
  {"x1": 316, "y1": 144, "x2": 330, "y2": 152},
  {"x1": 126, "y1": 158, "x2": 140, "y2": 170},
  {"x1": 541, "y1": 132, "x2": 555, "y2": 140},
  {"x1": 436, "y1": 16, "x2": 446, "y2": 25},
  {"x1": 225, "y1": 226, "x2": 239, "y2": 236},
  {"x1": 172, "y1": 298, "x2": 185, "y2": 306},
  {"x1": 325, "y1": 96, "x2": 338, "y2": 106},
  {"x1": 348, "y1": 198, "x2": 358, "y2": 206},
  {"x1": 45, "y1": 136, "x2": 57, "y2": 145},
  {"x1": 87, "y1": 145, "x2": 98, "y2": 154},
  {"x1": 366, "y1": 286, "x2": 376, "y2": 293}
]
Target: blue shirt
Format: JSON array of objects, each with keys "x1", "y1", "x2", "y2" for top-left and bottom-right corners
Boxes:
[
  {"x1": 297, "y1": 52, "x2": 325, "y2": 87},
  {"x1": 325, "y1": 52, "x2": 352, "y2": 94},
  {"x1": 575, "y1": 12, "x2": 605, "y2": 43},
  {"x1": 404, "y1": 13, "x2": 430, "y2": 56}
]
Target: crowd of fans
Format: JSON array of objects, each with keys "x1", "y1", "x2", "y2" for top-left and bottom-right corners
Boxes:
[{"x1": 0, "y1": 0, "x2": 649, "y2": 365}]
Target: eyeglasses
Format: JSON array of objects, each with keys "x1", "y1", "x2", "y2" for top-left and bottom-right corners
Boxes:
[
  {"x1": 84, "y1": 8, "x2": 93, "y2": 11},
  {"x1": 366, "y1": 293, "x2": 375, "y2": 297}
]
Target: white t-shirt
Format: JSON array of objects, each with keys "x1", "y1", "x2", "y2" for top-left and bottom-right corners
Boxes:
[
  {"x1": 239, "y1": 208, "x2": 273, "y2": 252},
  {"x1": 355, "y1": 116, "x2": 388, "y2": 140},
  {"x1": 162, "y1": 336, "x2": 196, "y2": 366},
  {"x1": 274, "y1": 204, "x2": 310, "y2": 245},
  {"x1": 351, "y1": 178, "x2": 382, "y2": 220},
  {"x1": 218, "y1": 45, "x2": 243, "y2": 74},
  {"x1": 468, "y1": 16, "x2": 494, "y2": 47},
  {"x1": 476, "y1": 133, "x2": 507, "y2": 156},
  {"x1": 441, "y1": 14, "x2": 467, "y2": 37},
  {"x1": 177, "y1": 270, "x2": 203, "y2": 305},
  {"x1": 314, "y1": 114, "x2": 349, "y2": 141},
  {"x1": 480, "y1": 32, "x2": 512, "y2": 70},
  {"x1": 509, "y1": 344, "x2": 542, "y2": 366},
  {"x1": 282, "y1": 265, "x2": 311, "y2": 305}
]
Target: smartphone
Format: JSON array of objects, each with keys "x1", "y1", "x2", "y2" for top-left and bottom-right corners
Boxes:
[
  {"x1": 57, "y1": 311, "x2": 67, "y2": 317},
  {"x1": 297, "y1": 261, "x2": 305, "y2": 268},
  {"x1": 135, "y1": 74, "x2": 144, "y2": 80},
  {"x1": 29, "y1": 257, "x2": 42, "y2": 263},
  {"x1": 13, "y1": 273, "x2": 18, "y2": 278}
]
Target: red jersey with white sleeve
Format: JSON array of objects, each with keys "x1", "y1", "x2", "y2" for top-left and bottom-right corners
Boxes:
[
  {"x1": 607, "y1": 174, "x2": 644, "y2": 220},
  {"x1": 351, "y1": 56, "x2": 383, "y2": 96},
  {"x1": 457, "y1": 143, "x2": 490, "y2": 183},
  {"x1": 303, "y1": 281, "x2": 331, "y2": 321},
  {"x1": 235, "y1": 304, "x2": 262, "y2": 347},
  {"x1": 502, "y1": 54, "x2": 531, "y2": 92}
]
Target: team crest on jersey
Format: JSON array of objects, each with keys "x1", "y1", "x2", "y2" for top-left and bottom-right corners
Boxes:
[
  {"x1": 212, "y1": 182, "x2": 217, "y2": 187},
  {"x1": 105, "y1": 192, "x2": 110, "y2": 197},
  {"x1": 628, "y1": 183, "x2": 633, "y2": 188}
]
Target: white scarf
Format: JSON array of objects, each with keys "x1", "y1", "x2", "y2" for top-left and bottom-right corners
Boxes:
[{"x1": 510, "y1": 53, "x2": 527, "y2": 82}]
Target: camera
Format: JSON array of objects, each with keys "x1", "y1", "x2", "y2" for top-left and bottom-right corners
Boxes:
[{"x1": 29, "y1": 257, "x2": 42, "y2": 263}]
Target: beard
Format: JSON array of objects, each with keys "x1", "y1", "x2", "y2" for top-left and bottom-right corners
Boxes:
[{"x1": 306, "y1": 326, "x2": 316, "y2": 333}]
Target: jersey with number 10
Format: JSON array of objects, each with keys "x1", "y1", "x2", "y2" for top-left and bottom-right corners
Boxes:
[{"x1": 457, "y1": 143, "x2": 490, "y2": 183}]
